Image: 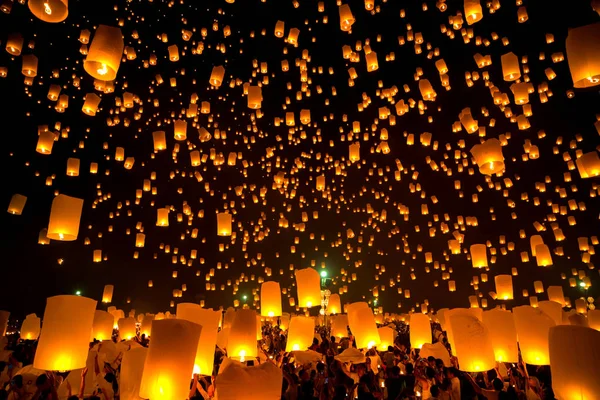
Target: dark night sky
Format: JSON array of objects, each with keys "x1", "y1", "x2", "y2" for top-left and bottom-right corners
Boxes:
[{"x1": 0, "y1": 0, "x2": 599, "y2": 319}]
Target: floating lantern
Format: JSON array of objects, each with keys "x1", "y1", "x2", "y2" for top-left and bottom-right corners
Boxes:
[
  {"x1": 118, "y1": 317, "x2": 137, "y2": 340},
  {"x1": 84, "y1": 25, "x2": 124, "y2": 81},
  {"x1": 156, "y1": 208, "x2": 169, "y2": 227},
  {"x1": 410, "y1": 312, "x2": 431, "y2": 349},
  {"x1": 450, "y1": 313, "x2": 495, "y2": 372},
  {"x1": 377, "y1": 327, "x2": 395, "y2": 351},
  {"x1": 217, "y1": 212, "x2": 232, "y2": 236},
  {"x1": 331, "y1": 314, "x2": 349, "y2": 338},
  {"x1": 470, "y1": 244, "x2": 488, "y2": 268},
  {"x1": 247, "y1": 86, "x2": 262, "y2": 109},
  {"x1": 501, "y1": 52, "x2": 521, "y2": 81},
  {"x1": 482, "y1": 309, "x2": 518, "y2": 362},
  {"x1": 470, "y1": 139, "x2": 504, "y2": 175},
  {"x1": 28, "y1": 0, "x2": 68, "y2": 23},
  {"x1": 215, "y1": 358, "x2": 282, "y2": 400},
  {"x1": 22, "y1": 54, "x2": 38, "y2": 77},
  {"x1": 286, "y1": 316, "x2": 314, "y2": 352},
  {"x1": 210, "y1": 66, "x2": 225, "y2": 87},
  {"x1": 120, "y1": 347, "x2": 147, "y2": 400},
  {"x1": 153, "y1": 131, "x2": 166, "y2": 151},
  {"x1": 339, "y1": 4, "x2": 355, "y2": 31},
  {"x1": 575, "y1": 151, "x2": 600, "y2": 178},
  {"x1": 91, "y1": 310, "x2": 114, "y2": 341},
  {"x1": 102, "y1": 285, "x2": 114, "y2": 303},
  {"x1": 20, "y1": 314, "x2": 41, "y2": 340},
  {"x1": 260, "y1": 281, "x2": 282, "y2": 317},
  {"x1": 494, "y1": 275, "x2": 514, "y2": 300},
  {"x1": 464, "y1": 0, "x2": 483, "y2": 25},
  {"x1": 566, "y1": 23, "x2": 600, "y2": 88},
  {"x1": 34, "y1": 295, "x2": 97, "y2": 371},
  {"x1": 47, "y1": 194, "x2": 84, "y2": 241},
  {"x1": 82, "y1": 93, "x2": 101, "y2": 116},
  {"x1": 227, "y1": 309, "x2": 257, "y2": 360},
  {"x1": 295, "y1": 268, "x2": 321, "y2": 308},
  {"x1": 176, "y1": 303, "x2": 221, "y2": 376},
  {"x1": 327, "y1": 294, "x2": 341, "y2": 314},
  {"x1": 7, "y1": 194, "x2": 27, "y2": 215},
  {"x1": 513, "y1": 306, "x2": 555, "y2": 365},
  {"x1": 547, "y1": 286, "x2": 565, "y2": 306},
  {"x1": 348, "y1": 304, "x2": 380, "y2": 349}
]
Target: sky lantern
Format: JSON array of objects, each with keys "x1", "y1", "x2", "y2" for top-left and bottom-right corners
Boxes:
[
  {"x1": 247, "y1": 86, "x2": 262, "y2": 109},
  {"x1": 295, "y1": 268, "x2": 321, "y2": 308},
  {"x1": 327, "y1": 294, "x2": 341, "y2": 314},
  {"x1": 513, "y1": 305, "x2": 555, "y2": 365},
  {"x1": 566, "y1": 23, "x2": 600, "y2": 88},
  {"x1": 575, "y1": 151, "x2": 600, "y2": 178},
  {"x1": 331, "y1": 314, "x2": 349, "y2": 338},
  {"x1": 470, "y1": 138, "x2": 504, "y2": 175},
  {"x1": 377, "y1": 327, "x2": 395, "y2": 351},
  {"x1": 260, "y1": 281, "x2": 282, "y2": 317},
  {"x1": 139, "y1": 319, "x2": 201, "y2": 400},
  {"x1": 450, "y1": 313, "x2": 495, "y2": 372},
  {"x1": 7, "y1": 194, "x2": 27, "y2": 215},
  {"x1": 217, "y1": 212, "x2": 232, "y2": 236},
  {"x1": 469, "y1": 244, "x2": 488, "y2": 268},
  {"x1": 210, "y1": 66, "x2": 225, "y2": 87},
  {"x1": 176, "y1": 303, "x2": 221, "y2": 376},
  {"x1": 118, "y1": 317, "x2": 137, "y2": 340},
  {"x1": 501, "y1": 52, "x2": 521, "y2": 81},
  {"x1": 215, "y1": 358, "x2": 283, "y2": 400},
  {"x1": 6, "y1": 33, "x2": 23, "y2": 55},
  {"x1": 47, "y1": 194, "x2": 83, "y2": 241},
  {"x1": 410, "y1": 312, "x2": 431, "y2": 349},
  {"x1": 285, "y1": 316, "x2": 314, "y2": 351},
  {"x1": 274, "y1": 20, "x2": 285, "y2": 37},
  {"x1": 339, "y1": 4, "x2": 355, "y2": 32},
  {"x1": 482, "y1": 309, "x2": 518, "y2": 362},
  {"x1": 91, "y1": 310, "x2": 114, "y2": 341},
  {"x1": 19, "y1": 314, "x2": 41, "y2": 340},
  {"x1": 120, "y1": 347, "x2": 147, "y2": 400},
  {"x1": 22, "y1": 55, "x2": 38, "y2": 77},
  {"x1": 464, "y1": 0, "x2": 483, "y2": 25},
  {"x1": 28, "y1": 0, "x2": 68, "y2": 23},
  {"x1": 34, "y1": 295, "x2": 97, "y2": 371},
  {"x1": 102, "y1": 285, "x2": 114, "y2": 303},
  {"x1": 547, "y1": 286, "x2": 565, "y2": 306},
  {"x1": 84, "y1": 25, "x2": 124, "y2": 81},
  {"x1": 227, "y1": 309, "x2": 257, "y2": 361},
  {"x1": 348, "y1": 304, "x2": 380, "y2": 349},
  {"x1": 494, "y1": 275, "x2": 514, "y2": 300},
  {"x1": 156, "y1": 208, "x2": 169, "y2": 227}
]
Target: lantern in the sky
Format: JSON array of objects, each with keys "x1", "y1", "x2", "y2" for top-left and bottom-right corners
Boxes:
[
  {"x1": 348, "y1": 304, "x2": 380, "y2": 349},
  {"x1": 176, "y1": 303, "x2": 221, "y2": 376},
  {"x1": 227, "y1": 309, "x2": 257, "y2": 360},
  {"x1": 139, "y1": 319, "x2": 201, "y2": 400},
  {"x1": 410, "y1": 313, "x2": 431, "y2": 349},
  {"x1": 118, "y1": 317, "x2": 137, "y2": 340},
  {"x1": 7, "y1": 194, "x2": 27, "y2": 215},
  {"x1": 84, "y1": 25, "x2": 124, "y2": 81},
  {"x1": 470, "y1": 138, "x2": 504, "y2": 175},
  {"x1": 47, "y1": 194, "x2": 84, "y2": 241},
  {"x1": 349, "y1": 142, "x2": 360, "y2": 162},
  {"x1": 327, "y1": 294, "x2": 341, "y2": 314},
  {"x1": 173, "y1": 120, "x2": 187, "y2": 141},
  {"x1": 28, "y1": 0, "x2": 68, "y2": 23},
  {"x1": 156, "y1": 208, "x2": 169, "y2": 227},
  {"x1": 547, "y1": 286, "x2": 565, "y2": 306},
  {"x1": 377, "y1": 327, "x2": 395, "y2": 351},
  {"x1": 482, "y1": 309, "x2": 518, "y2": 362},
  {"x1": 450, "y1": 313, "x2": 495, "y2": 372},
  {"x1": 82, "y1": 93, "x2": 101, "y2": 116},
  {"x1": 102, "y1": 285, "x2": 114, "y2": 303},
  {"x1": 217, "y1": 212, "x2": 232, "y2": 236},
  {"x1": 534, "y1": 244, "x2": 553, "y2": 266},
  {"x1": 34, "y1": 295, "x2": 97, "y2": 371},
  {"x1": 247, "y1": 86, "x2": 262, "y2": 109},
  {"x1": 501, "y1": 52, "x2": 521, "y2": 81},
  {"x1": 513, "y1": 306, "x2": 555, "y2": 365},
  {"x1": 260, "y1": 281, "x2": 282, "y2": 317},
  {"x1": 152, "y1": 131, "x2": 166, "y2": 151},
  {"x1": 575, "y1": 151, "x2": 600, "y2": 178},
  {"x1": 285, "y1": 316, "x2": 315, "y2": 352},
  {"x1": 295, "y1": 268, "x2": 321, "y2": 308},
  {"x1": 316, "y1": 175, "x2": 326, "y2": 191},
  {"x1": 566, "y1": 23, "x2": 600, "y2": 88},
  {"x1": 331, "y1": 314, "x2": 349, "y2": 338},
  {"x1": 22, "y1": 55, "x2": 38, "y2": 77},
  {"x1": 20, "y1": 314, "x2": 41, "y2": 340},
  {"x1": 549, "y1": 325, "x2": 600, "y2": 400},
  {"x1": 464, "y1": 0, "x2": 483, "y2": 25},
  {"x1": 494, "y1": 275, "x2": 514, "y2": 300},
  {"x1": 470, "y1": 244, "x2": 488, "y2": 268},
  {"x1": 210, "y1": 66, "x2": 225, "y2": 87},
  {"x1": 339, "y1": 4, "x2": 355, "y2": 32},
  {"x1": 36, "y1": 131, "x2": 55, "y2": 154},
  {"x1": 91, "y1": 310, "x2": 114, "y2": 341}
]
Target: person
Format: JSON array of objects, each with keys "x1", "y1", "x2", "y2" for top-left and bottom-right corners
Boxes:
[
  {"x1": 32, "y1": 373, "x2": 58, "y2": 400},
  {"x1": 446, "y1": 367, "x2": 461, "y2": 400},
  {"x1": 384, "y1": 366, "x2": 402, "y2": 400},
  {"x1": 524, "y1": 377, "x2": 542, "y2": 400},
  {"x1": 383, "y1": 347, "x2": 395, "y2": 370},
  {"x1": 6, "y1": 375, "x2": 32, "y2": 400},
  {"x1": 465, "y1": 374, "x2": 504, "y2": 400},
  {"x1": 430, "y1": 385, "x2": 441, "y2": 400},
  {"x1": 189, "y1": 374, "x2": 215, "y2": 400}
]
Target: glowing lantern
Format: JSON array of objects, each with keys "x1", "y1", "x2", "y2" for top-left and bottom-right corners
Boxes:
[
  {"x1": 173, "y1": 120, "x2": 187, "y2": 141},
  {"x1": 331, "y1": 314, "x2": 349, "y2": 338},
  {"x1": 295, "y1": 268, "x2": 321, "y2": 308},
  {"x1": 419, "y1": 79, "x2": 436, "y2": 101},
  {"x1": 139, "y1": 319, "x2": 201, "y2": 400},
  {"x1": 215, "y1": 358, "x2": 282, "y2": 400},
  {"x1": 120, "y1": 347, "x2": 147, "y2": 400},
  {"x1": 210, "y1": 65, "x2": 225, "y2": 87},
  {"x1": 156, "y1": 208, "x2": 169, "y2": 227},
  {"x1": 566, "y1": 23, "x2": 600, "y2": 88},
  {"x1": 91, "y1": 310, "x2": 114, "y2": 341},
  {"x1": 66, "y1": 158, "x2": 80, "y2": 176},
  {"x1": 535, "y1": 244, "x2": 553, "y2": 266},
  {"x1": 464, "y1": 0, "x2": 482, "y2": 24},
  {"x1": 82, "y1": 93, "x2": 101, "y2": 116},
  {"x1": 28, "y1": 0, "x2": 68, "y2": 22},
  {"x1": 102, "y1": 285, "x2": 114, "y2": 303},
  {"x1": 513, "y1": 306, "x2": 555, "y2": 365},
  {"x1": 348, "y1": 305, "x2": 380, "y2": 349},
  {"x1": 247, "y1": 86, "x2": 262, "y2": 109},
  {"x1": 547, "y1": 286, "x2": 565, "y2": 306},
  {"x1": 501, "y1": 52, "x2": 521, "y2": 81},
  {"x1": 260, "y1": 281, "x2": 282, "y2": 317},
  {"x1": 274, "y1": 20, "x2": 285, "y2": 37},
  {"x1": 576, "y1": 151, "x2": 600, "y2": 178},
  {"x1": 285, "y1": 316, "x2": 315, "y2": 352},
  {"x1": 470, "y1": 244, "x2": 488, "y2": 268},
  {"x1": 470, "y1": 139, "x2": 504, "y2": 175},
  {"x1": 36, "y1": 131, "x2": 55, "y2": 154},
  {"x1": 135, "y1": 233, "x2": 145, "y2": 248},
  {"x1": 22, "y1": 54, "x2": 38, "y2": 77},
  {"x1": 339, "y1": 4, "x2": 355, "y2": 31},
  {"x1": 410, "y1": 312, "x2": 431, "y2": 349},
  {"x1": 6, "y1": 33, "x2": 23, "y2": 56},
  {"x1": 377, "y1": 327, "x2": 395, "y2": 351},
  {"x1": 549, "y1": 325, "x2": 600, "y2": 400},
  {"x1": 34, "y1": 295, "x2": 97, "y2": 371},
  {"x1": 152, "y1": 131, "x2": 166, "y2": 151},
  {"x1": 287, "y1": 28, "x2": 299, "y2": 45},
  {"x1": 538, "y1": 301, "x2": 563, "y2": 326},
  {"x1": 589, "y1": 310, "x2": 600, "y2": 331},
  {"x1": 482, "y1": 309, "x2": 518, "y2": 362},
  {"x1": 47, "y1": 194, "x2": 83, "y2": 241},
  {"x1": 494, "y1": 275, "x2": 514, "y2": 300},
  {"x1": 316, "y1": 175, "x2": 325, "y2": 191},
  {"x1": 449, "y1": 313, "x2": 495, "y2": 372},
  {"x1": 217, "y1": 212, "x2": 232, "y2": 236},
  {"x1": 20, "y1": 314, "x2": 41, "y2": 340},
  {"x1": 167, "y1": 44, "x2": 179, "y2": 61},
  {"x1": 227, "y1": 309, "x2": 257, "y2": 360},
  {"x1": 8, "y1": 194, "x2": 27, "y2": 215},
  {"x1": 84, "y1": 25, "x2": 124, "y2": 81},
  {"x1": 327, "y1": 294, "x2": 341, "y2": 314},
  {"x1": 118, "y1": 317, "x2": 137, "y2": 340},
  {"x1": 349, "y1": 142, "x2": 360, "y2": 162},
  {"x1": 176, "y1": 303, "x2": 221, "y2": 376}
]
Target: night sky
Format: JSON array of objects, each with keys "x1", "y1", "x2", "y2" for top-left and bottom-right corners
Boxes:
[{"x1": 1, "y1": 0, "x2": 599, "y2": 319}]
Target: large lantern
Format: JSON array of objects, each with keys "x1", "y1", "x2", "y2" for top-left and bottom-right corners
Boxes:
[
  {"x1": 464, "y1": 0, "x2": 482, "y2": 25},
  {"x1": 482, "y1": 309, "x2": 518, "y2": 362},
  {"x1": 260, "y1": 281, "x2": 282, "y2": 317},
  {"x1": 549, "y1": 325, "x2": 600, "y2": 400},
  {"x1": 470, "y1": 139, "x2": 504, "y2": 175},
  {"x1": 513, "y1": 305, "x2": 555, "y2": 365},
  {"x1": 327, "y1": 294, "x2": 341, "y2": 314},
  {"x1": 547, "y1": 286, "x2": 565, "y2": 305},
  {"x1": 120, "y1": 347, "x2": 147, "y2": 400},
  {"x1": 339, "y1": 4, "x2": 355, "y2": 31},
  {"x1": 176, "y1": 303, "x2": 221, "y2": 376},
  {"x1": 20, "y1": 314, "x2": 41, "y2": 340},
  {"x1": 470, "y1": 244, "x2": 488, "y2": 268},
  {"x1": 47, "y1": 194, "x2": 84, "y2": 241},
  {"x1": 84, "y1": 25, "x2": 124, "y2": 81},
  {"x1": 501, "y1": 52, "x2": 521, "y2": 81},
  {"x1": 215, "y1": 357, "x2": 282, "y2": 400},
  {"x1": 295, "y1": 268, "x2": 321, "y2": 308},
  {"x1": 494, "y1": 275, "x2": 514, "y2": 300},
  {"x1": 566, "y1": 23, "x2": 600, "y2": 88},
  {"x1": 349, "y1": 142, "x2": 360, "y2": 162},
  {"x1": 34, "y1": 295, "x2": 97, "y2": 371},
  {"x1": 156, "y1": 208, "x2": 169, "y2": 227},
  {"x1": 7, "y1": 194, "x2": 27, "y2": 215},
  {"x1": 348, "y1": 305, "x2": 380, "y2": 349},
  {"x1": 285, "y1": 316, "x2": 315, "y2": 352},
  {"x1": 575, "y1": 151, "x2": 600, "y2": 178},
  {"x1": 410, "y1": 312, "x2": 431, "y2": 349},
  {"x1": 227, "y1": 309, "x2": 257, "y2": 361},
  {"x1": 153, "y1": 131, "x2": 166, "y2": 151},
  {"x1": 217, "y1": 212, "x2": 232, "y2": 236},
  {"x1": 91, "y1": 310, "x2": 114, "y2": 341},
  {"x1": 118, "y1": 317, "x2": 137, "y2": 340},
  {"x1": 449, "y1": 313, "x2": 495, "y2": 372},
  {"x1": 247, "y1": 86, "x2": 262, "y2": 109},
  {"x1": 102, "y1": 285, "x2": 114, "y2": 303},
  {"x1": 28, "y1": 0, "x2": 68, "y2": 22},
  {"x1": 377, "y1": 327, "x2": 395, "y2": 351},
  {"x1": 331, "y1": 314, "x2": 349, "y2": 338},
  {"x1": 139, "y1": 319, "x2": 201, "y2": 400},
  {"x1": 210, "y1": 66, "x2": 225, "y2": 87}
]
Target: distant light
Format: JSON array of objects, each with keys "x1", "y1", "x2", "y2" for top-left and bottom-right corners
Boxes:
[
  {"x1": 320, "y1": 270, "x2": 327, "y2": 278},
  {"x1": 75, "y1": 290, "x2": 81, "y2": 296},
  {"x1": 579, "y1": 282, "x2": 586, "y2": 287},
  {"x1": 242, "y1": 295, "x2": 247, "y2": 300}
]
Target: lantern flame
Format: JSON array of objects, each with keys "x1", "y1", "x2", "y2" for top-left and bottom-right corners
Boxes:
[
  {"x1": 97, "y1": 63, "x2": 108, "y2": 76},
  {"x1": 43, "y1": 2, "x2": 52, "y2": 14}
]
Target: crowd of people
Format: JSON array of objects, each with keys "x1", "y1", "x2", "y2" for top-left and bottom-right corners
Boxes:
[{"x1": 0, "y1": 320, "x2": 555, "y2": 400}]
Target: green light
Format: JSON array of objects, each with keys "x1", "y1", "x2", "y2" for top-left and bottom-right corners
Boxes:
[
  {"x1": 320, "y1": 270, "x2": 328, "y2": 278},
  {"x1": 374, "y1": 299, "x2": 378, "y2": 305},
  {"x1": 242, "y1": 295, "x2": 247, "y2": 300},
  {"x1": 75, "y1": 290, "x2": 81, "y2": 296},
  {"x1": 579, "y1": 282, "x2": 586, "y2": 287}
]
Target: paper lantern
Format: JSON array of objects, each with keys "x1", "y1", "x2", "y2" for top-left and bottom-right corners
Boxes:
[
  {"x1": 470, "y1": 244, "x2": 488, "y2": 268},
  {"x1": 28, "y1": 0, "x2": 67, "y2": 22},
  {"x1": 66, "y1": 158, "x2": 80, "y2": 176},
  {"x1": 210, "y1": 65, "x2": 225, "y2": 87},
  {"x1": 82, "y1": 93, "x2": 101, "y2": 116},
  {"x1": 36, "y1": 131, "x2": 55, "y2": 154},
  {"x1": 450, "y1": 313, "x2": 495, "y2": 372},
  {"x1": 47, "y1": 194, "x2": 84, "y2": 241},
  {"x1": 348, "y1": 306, "x2": 380, "y2": 349},
  {"x1": 339, "y1": 4, "x2": 355, "y2": 31},
  {"x1": 331, "y1": 314, "x2": 348, "y2": 338},
  {"x1": 176, "y1": 303, "x2": 221, "y2": 376},
  {"x1": 139, "y1": 319, "x2": 201, "y2": 400},
  {"x1": 167, "y1": 44, "x2": 179, "y2": 61},
  {"x1": 102, "y1": 285, "x2": 114, "y2": 303},
  {"x1": 470, "y1": 139, "x2": 504, "y2": 175},
  {"x1": 6, "y1": 33, "x2": 23, "y2": 56},
  {"x1": 120, "y1": 347, "x2": 147, "y2": 400},
  {"x1": 34, "y1": 295, "x2": 97, "y2": 371},
  {"x1": 274, "y1": 20, "x2": 285, "y2": 37},
  {"x1": 173, "y1": 119, "x2": 187, "y2": 141},
  {"x1": 576, "y1": 151, "x2": 600, "y2": 178},
  {"x1": 482, "y1": 309, "x2": 518, "y2": 362},
  {"x1": 20, "y1": 313, "x2": 41, "y2": 340},
  {"x1": 152, "y1": 131, "x2": 166, "y2": 151},
  {"x1": 217, "y1": 212, "x2": 232, "y2": 236},
  {"x1": 535, "y1": 244, "x2": 553, "y2": 266},
  {"x1": 327, "y1": 294, "x2": 341, "y2": 314},
  {"x1": 135, "y1": 233, "x2": 145, "y2": 248},
  {"x1": 494, "y1": 275, "x2": 514, "y2": 300},
  {"x1": 588, "y1": 310, "x2": 600, "y2": 331},
  {"x1": 419, "y1": 79, "x2": 436, "y2": 101},
  {"x1": 118, "y1": 317, "x2": 137, "y2": 340},
  {"x1": 215, "y1": 357, "x2": 282, "y2": 400},
  {"x1": 513, "y1": 305, "x2": 555, "y2": 365},
  {"x1": 91, "y1": 310, "x2": 114, "y2": 341},
  {"x1": 537, "y1": 301, "x2": 563, "y2": 326},
  {"x1": 156, "y1": 208, "x2": 169, "y2": 226},
  {"x1": 22, "y1": 54, "x2": 38, "y2": 77},
  {"x1": 349, "y1": 142, "x2": 360, "y2": 162},
  {"x1": 464, "y1": 0, "x2": 482, "y2": 25},
  {"x1": 260, "y1": 281, "x2": 282, "y2": 317},
  {"x1": 377, "y1": 327, "x2": 395, "y2": 351},
  {"x1": 247, "y1": 86, "x2": 262, "y2": 109},
  {"x1": 140, "y1": 314, "x2": 154, "y2": 337},
  {"x1": 7, "y1": 194, "x2": 27, "y2": 215},
  {"x1": 84, "y1": 25, "x2": 124, "y2": 81},
  {"x1": 501, "y1": 52, "x2": 521, "y2": 81},
  {"x1": 547, "y1": 286, "x2": 565, "y2": 305},
  {"x1": 566, "y1": 23, "x2": 600, "y2": 88},
  {"x1": 285, "y1": 316, "x2": 315, "y2": 352},
  {"x1": 549, "y1": 325, "x2": 600, "y2": 400},
  {"x1": 316, "y1": 175, "x2": 325, "y2": 191},
  {"x1": 227, "y1": 309, "x2": 257, "y2": 361},
  {"x1": 295, "y1": 268, "x2": 321, "y2": 308},
  {"x1": 410, "y1": 312, "x2": 431, "y2": 349}
]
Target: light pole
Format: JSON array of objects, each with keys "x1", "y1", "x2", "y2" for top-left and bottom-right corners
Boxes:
[{"x1": 320, "y1": 270, "x2": 331, "y2": 334}]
